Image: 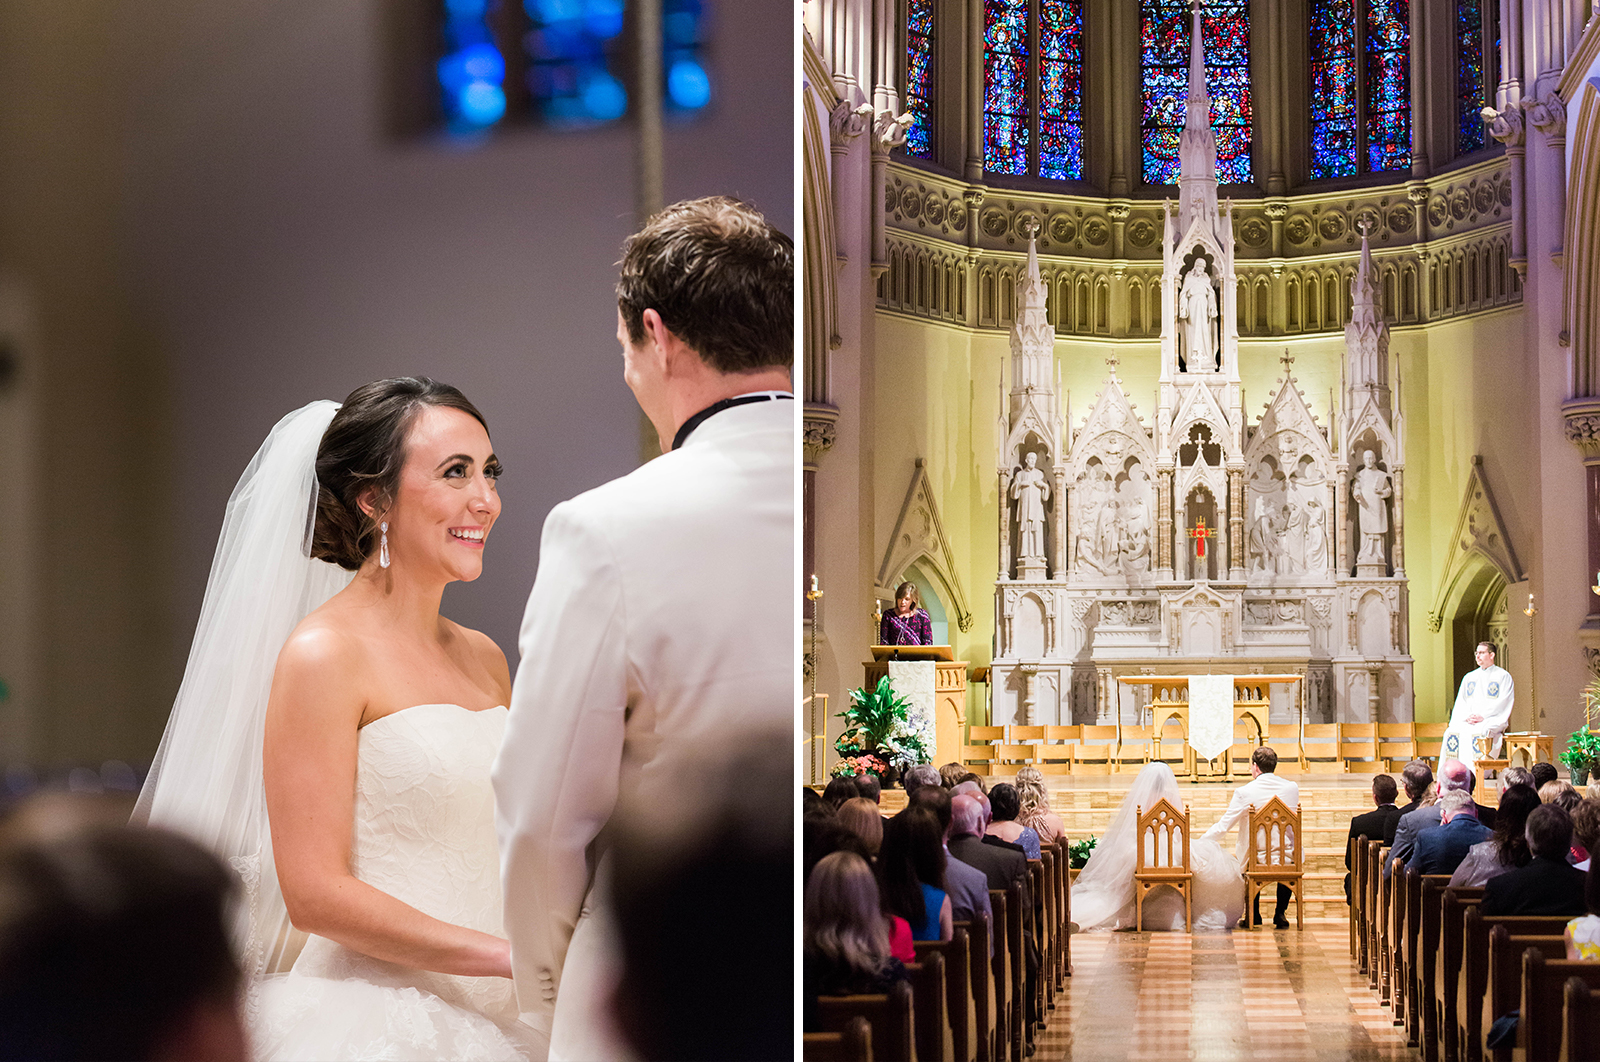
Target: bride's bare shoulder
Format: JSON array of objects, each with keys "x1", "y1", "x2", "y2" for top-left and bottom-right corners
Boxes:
[{"x1": 275, "y1": 609, "x2": 372, "y2": 683}]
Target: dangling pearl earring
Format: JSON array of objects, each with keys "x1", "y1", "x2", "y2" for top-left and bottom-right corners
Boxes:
[{"x1": 379, "y1": 521, "x2": 390, "y2": 569}]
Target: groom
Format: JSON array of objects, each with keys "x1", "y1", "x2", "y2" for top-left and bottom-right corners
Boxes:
[
  {"x1": 1201, "y1": 746, "x2": 1300, "y2": 929},
  {"x1": 493, "y1": 197, "x2": 795, "y2": 1061}
]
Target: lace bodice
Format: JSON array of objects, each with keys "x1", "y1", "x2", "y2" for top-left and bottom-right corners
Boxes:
[{"x1": 254, "y1": 704, "x2": 532, "y2": 1061}]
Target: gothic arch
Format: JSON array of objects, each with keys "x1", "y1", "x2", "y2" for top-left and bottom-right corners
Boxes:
[
  {"x1": 876, "y1": 458, "x2": 974, "y2": 633},
  {"x1": 1427, "y1": 457, "x2": 1524, "y2": 662}
]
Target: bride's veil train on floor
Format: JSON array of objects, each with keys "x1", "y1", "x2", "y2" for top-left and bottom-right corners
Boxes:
[{"x1": 1070, "y1": 762, "x2": 1247, "y2": 932}]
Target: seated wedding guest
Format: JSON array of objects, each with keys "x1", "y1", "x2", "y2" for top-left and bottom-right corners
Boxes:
[
  {"x1": 1389, "y1": 759, "x2": 1473, "y2": 879},
  {"x1": 1016, "y1": 766, "x2": 1066, "y2": 845},
  {"x1": 0, "y1": 818, "x2": 246, "y2": 1062},
  {"x1": 608, "y1": 734, "x2": 788, "y2": 1062},
  {"x1": 1409, "y1": 788, "x2": 1491, "y2": 876},
  {"x1": 950, "y1": 795, "x2": 1029, "y2": 899},
  {"x1": 879, "y1": 581, "x2": 933, "y2": 646},
  {"x1": 1200, "y1": 746, "x2": 1299, "y2": 929},
  {"x1": 879, "y1": 806, "x2": 952, "y2": 943},
  {"x1": 803, "y1": 786, "x2": 825, "y2": 816},
  {"x1": 803, "y1": 851, "x2": 909, "y2": 1033},
  {"x1": 824, "y1": 775, "x2": 862, "y2": 811},
  {"x1": 909, "y1": 786, "x2": 991, "y2": 944},
  {"x1": 1531, "y1": 761, "x2": 1560, "y2": 790},
  {"x1": 1566, "y1": 836, "x2": 1600, "y2": 959},
  {"x1": 1541, "y1": 779, "x2": 1581, "y2": 808},
  {"x1": 902, "y1": 763, "x2": 942, "y2": 795},
  {"x1": 1571, "y1": 800, "x2": 1600, "y2": 872},
  {"x1": 1345, "y1": 774, "x2": 1402, "y2": 902},
  {"x1": 987, "y1": 782, "x2": 1043, "y2": 859},
  {"x1": 956, "y1": 772, "x2": 986, "y2": 792},
  {"x1": 836, "y1": 797, "x2": 885, "y2": 857},
  {"x1": 1398, "y1": 759, "x2": 1434, "y2": 817},
  {"x1": 1450, "y1": 783, "x2": 1538, "y2": 887},
  {"x1": 1501, "y1": 765, "x2": 1535, "y2": 790},
  {"x1": 854, "y1": 772, "x2": 882, "y2": 805},
  {"x1": 804, "y1": 812, "x2": 872, "y2": 884},
  {"x1": 939, "y1": 762, "x2": 967, "y2": 789},
  {"x1": 1482, "y1": 804, "x2": 1588, "y2": 917}
]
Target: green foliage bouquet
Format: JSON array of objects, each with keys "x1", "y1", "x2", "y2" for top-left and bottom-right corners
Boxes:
[
  {"x1": 835, "y1": 676, "x2": 932, "y2": 772},
  {"x1": 1067, "y1": 835, "x2": 1097, "y2": 870}
]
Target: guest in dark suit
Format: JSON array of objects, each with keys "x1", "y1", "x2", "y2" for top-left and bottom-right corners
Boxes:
[
  {"x1": 1387, "y1": 759, "x2": 1496, "y2": 878},
  {"x1": 1409, "y1": 789, "x2": 1492, "y2": 876},
  {"x1": 1345, "y1": 774, "x2": 1403, "y2": 902},
  {"x1": 1481, "y1": 804, "x2": 1589, "y2": 917},
  {"x1": 1396, "y1": 759, "x2": 1433, "y2": 819}
]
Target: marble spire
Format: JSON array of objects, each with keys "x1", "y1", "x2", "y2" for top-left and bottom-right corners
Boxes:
[
  {"x1": 1010, "y1": 224, "x2": 1054, "y2": 395},
  {"x1": 1344, "y1": 222, "x2": 1391, "y2": 414},
  {"x1": 1177, "y1": 0, "x2": 1218, "y2": 235}
]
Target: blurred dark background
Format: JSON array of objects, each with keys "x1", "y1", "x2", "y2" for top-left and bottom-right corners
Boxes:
[{"x1": 0, "y1": 0, "x2": 792, "y2": 794}]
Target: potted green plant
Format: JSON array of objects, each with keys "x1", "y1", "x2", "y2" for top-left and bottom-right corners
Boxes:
[
  {"x1": 1561, "y1": 727, "x2": 1600, "y2": 786},
  {"x1": 833, "y1": 677, "x2": 932, "y2": 787}
]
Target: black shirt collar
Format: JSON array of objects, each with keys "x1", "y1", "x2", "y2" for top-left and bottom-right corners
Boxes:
[{"x1": 671, "y1": 392, "x2": 792, "y2": 451}]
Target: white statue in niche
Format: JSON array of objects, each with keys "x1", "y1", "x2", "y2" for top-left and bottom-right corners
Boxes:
[
  {"x1": 1117, "y1": 464, "x2": 1151, "y2": 572},
  {"x1": 1012, "y1": 452, "x2": 1052, "y2": 561},
  {"x1": 1352, "y1": 449, "x2": 1393, "y2": 565},
  {"x1": 1246, "y1": 460, "x2": 1286, "y2": 573},
  {"x1": 1286, "y1": 459, "x2": 1326, "y2": 573},
  {"x1": 1074, "y1": 463, "x2": 1116, "y2": 574},
  {"x1": 1177, "y1": 259, "x2": 1219, "y2": 372}
]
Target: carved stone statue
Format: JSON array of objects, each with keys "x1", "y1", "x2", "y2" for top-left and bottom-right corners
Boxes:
[
  {"x1": 1352, "y1": 449, "x2": 1393, "y2": 565},
  {"x1": 1177, "y1": 259, "x2": 1219, "y2": 372},
  {"x1": 1011, "y1": 452, "x2": 1052, "y2": 561},
  {"x1": 1117, "y1": 469, "x2": 1151, "y2": 573}
]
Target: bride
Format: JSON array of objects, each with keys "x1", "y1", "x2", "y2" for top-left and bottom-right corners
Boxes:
[
  {"x1": 1071, "y1": 762, "x2": 1246, "y2": 932},
  {"x1": 133, "y1": 378, "x2": 537, "y2": 1060}
]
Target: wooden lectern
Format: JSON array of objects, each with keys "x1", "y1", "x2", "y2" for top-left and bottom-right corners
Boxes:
[{"x1": 865, "y1": 646, "x2": 968, "y2": 767}]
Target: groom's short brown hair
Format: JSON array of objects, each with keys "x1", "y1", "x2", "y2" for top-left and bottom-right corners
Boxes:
[
  {"x1": 1252, "y1": 746, "x2": 1278, "y2": 773},
  {"x1": 616, "y1": 196, "x2": 792, "y2": 375}
]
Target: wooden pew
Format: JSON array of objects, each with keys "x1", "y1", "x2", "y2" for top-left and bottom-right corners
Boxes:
[
  {"x1": 803, "y1": 1015, "x2": 873, "y2": 1062},
  {"x1": 1383, "y1": 854, "x2": 1403, "y2": 1014},
  {"x1": 1437, "y1": 885, "x2": 1485, "y2": 1062},
  {"x1": 1369, "y1": 844, "x2": 1391, "y2": 998},
  {"x1": 907, "y1": 954, "x2": 952, "y2": 1062},
  {"x1": 1458, "y1": 911, "x2": 1570, "y2": 1062},
  {"x1": 916, "y1": 927, "x2": 974, "y2": 1062},
  {"x1": 953, "y1": 914, "x2": 994, "y2": 1062},
  {"x1": 1004, "y1": 880, "x2": 1025, "y2": 1062},
  {"x1": 1350, "y1": 833, "x2": 1368, "y2": 966},
  {"x1": 988, "y1": 888, "x2": 1011, "y2": 1062},
  {"x1": 1560, "y1": 975, "x2": 1600, "y2": 1062},
  {"x1": 1414, "y1": 872, "x2": 1453, "y2": 1060},
  {"x1": 1038, "y1": 849, "x2": 1056, "y2": 1010},
  {"x1": 1519, "y1": 952, "x2": 1600, "y2": 1062},
  {"x1": 1402, "y1": 865, "x2": 1423, "y2": 1043},
  {"x1": 1482, "y1": 925, "x2": 1570, "y2": 1062},
  {"x1": 1058, "y1": 838, "x2": 1072, "y2": 982},
  {"x1": 816, "y1": 982, "x2": 914, "y2": 1062},
  {"x1": 1028, "y1": 859, "x2": 1046, "y2": 1027}
]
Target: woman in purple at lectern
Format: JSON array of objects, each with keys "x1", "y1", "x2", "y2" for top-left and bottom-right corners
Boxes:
[{"x1": 879, "y1": 581, "x2": 933, "y2": 646}]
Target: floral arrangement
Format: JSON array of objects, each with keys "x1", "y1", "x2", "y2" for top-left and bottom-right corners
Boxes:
[
  {"x1": 832, "y1": 754, "x2": 889, "y2": 779},
  {"x1": 1067, "y1": 835, "x2": 1097, "y2": 870},
  {"x1": 835, "y1": 676, "x2": 932, "y2": 772},
  {"x1": 1560, "y1": 727, "x2": 1600, "y2": 780}
]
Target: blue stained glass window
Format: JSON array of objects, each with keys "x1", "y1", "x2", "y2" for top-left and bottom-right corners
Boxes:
[
  {"x1": 981, "y1": 0, "x2": 1083, "y2": 180},
  {"x1": 983, "y1": 0, "x2": 1030, "y2": 175},
  {"x1": 1457, "y1": 0, "x2": 1487, "y2": 154},
  {"x1": 1365, "y1": 0, "x2": 1411, "y2": 171},
  {"x1": 1141, "y1": 0, "x2": 1252, "y2": 185},
  {"x1": 905, "y1": 0, "x2": 935, "y2": 158},
  {"x1": 439, "y1": 0, "x2": 508, "y2": 134},
  {"x1": 1309, "y1": 0, "x2": 1357, "y2": 178}
]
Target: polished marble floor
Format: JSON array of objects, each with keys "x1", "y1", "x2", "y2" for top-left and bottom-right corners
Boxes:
[{"x1": 1036, "y1": 926, "x2": 1418, "y2": 1062}]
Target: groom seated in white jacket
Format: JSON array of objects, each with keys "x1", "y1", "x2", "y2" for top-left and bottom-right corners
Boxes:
[{"x1": 1200, "y1": 746, "x2": 1300, "y2": 929}]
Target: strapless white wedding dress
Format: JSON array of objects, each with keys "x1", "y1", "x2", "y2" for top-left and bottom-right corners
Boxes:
[{"x1": 251, "y1": 704, "x2": 536, "y2": 1062}]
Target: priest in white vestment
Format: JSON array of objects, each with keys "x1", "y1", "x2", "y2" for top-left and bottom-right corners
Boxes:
[
  {"x1": 1442, "y1": 641, "x2": 1515, "y2": 774},
  {"x1": 493, "y1": 198, "x2": 795, "y2": 1062}
]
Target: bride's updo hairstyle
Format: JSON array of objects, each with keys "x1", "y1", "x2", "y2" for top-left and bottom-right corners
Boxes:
[{"x1": 311, "y1": 377, "x2": 489, "y2": 571}]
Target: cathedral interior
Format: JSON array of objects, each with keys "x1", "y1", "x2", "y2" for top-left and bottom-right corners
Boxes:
[{"x1": 803, "y1": 0, "x2": 1600, "y2": 764}]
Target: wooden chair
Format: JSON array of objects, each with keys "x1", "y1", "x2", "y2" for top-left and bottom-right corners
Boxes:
[
  {"x1": 916, "y1": 927, "x2": 973, "y2": 1062},
  {"x1": 1243, "y1": 796, "x2": 1303, "y2": 929},
  {"x1": 816, "y1": 982, "x2": 914, "y2": 1062},
  {"x1": 1437, "y1": 885, "x2": 1486, "y2": 1062},
  {"x1": 964, "y1": 726, "x2": 1006, "y2": 776},
  {"x1": 1071, "y1": 725, "x2": 1119, "y2": 773},
  {"x1": 1038, "y1": 725, "x2": 1079, "y2": 775},
  {"x1": 1133, "y1": 798, "x2": 1193, "y2": 931},
  {"x1": 1002, "y1": 726, "x2": 1047, "y2": 770},
  {"x1": 1342, "y1": 722, "x2": 1382, "y2": 774},
  {"x1": 1114, "y1": 725, "x2": 1154, "y2": 772},
  {"x1": 907, "y1": 954, "x2": 953, "y2": 1062},
  {"x1": 953, "y1": 914, "x2": 994, "y2": 1062},
  {"x1": 803, "y1": 1015, "x2": 873, "y2": 1062},
  {"x1": 1378, "y1": 722, "x2": 1419, "y2": 770},
  {"x1": 1561, "y1": 975, "x2": 1600, "y2": 1062},
  {"x1": 1414, "y1": 722, "x2": 1448, "y2": 762},
  {"x1": 1301, "y1": 723, "x2": 1342, "y2": 772}
]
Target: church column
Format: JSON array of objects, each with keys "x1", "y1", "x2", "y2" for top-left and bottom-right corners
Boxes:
[
  {"x1": 1063, "y1": 483, "x2": 1075, "y2": 577},
  {"x1": 1391, "y1": 469, "x2": 1406, "y2": 576},
  {"x1": 1336, "y1": 465, "x2": 1351, "y2": 575},
  {"x1": 964, "y1": 0, "x2": 983, "y2": 182},
  {"x1": 997, "y1": 468, "x2": 1012, "y2": 581},
  {"x1": 1483, "y1": 107, "x2": 1527, "y2": 272},
  {"x1": 1156, "y1": 467, "x2": 1175, "y2": 579},
  {"x1": 1561, "y1": 408, "x2": 1600, "y2": 622},
  {"x1": 1524, "y1": 94, "x2": 1567, "y2": 263},
  {"x1": 1228, "y1": 467, "x2": 1245, "y2": 577},
  {"x1": 1053, "y1": 465, "x2": 1067, "y2": 578}
]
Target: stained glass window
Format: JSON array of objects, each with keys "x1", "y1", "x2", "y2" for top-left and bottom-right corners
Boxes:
[
  {"x1": 982, "y1": 0, "x2": 1084, "y2": 180},
  {"x1": 1457, "y1": 0, "x2": 1487, "y2": 154},
  {"x1": 439, "y1": 0, "x2": 508, "y2": 134},
  {"x1": 905, "y1": 0, "x2": 935, "y2": 158},
  {"x1": 1307, "y1": 0, "x2": 1410, "y2": 179},
  {"x1": 1140, "y1": 0, "x2": 1251, "y2": 185}
]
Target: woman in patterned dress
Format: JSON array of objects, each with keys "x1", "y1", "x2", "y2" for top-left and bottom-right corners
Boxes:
[{"x1": 879, "y1": 581, "x2": 933, "y2": 646}]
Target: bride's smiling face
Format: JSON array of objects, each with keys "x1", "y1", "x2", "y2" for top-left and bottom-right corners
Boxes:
[{"x1": 384, "y1": 405, "x2": 502, "y2": 583}]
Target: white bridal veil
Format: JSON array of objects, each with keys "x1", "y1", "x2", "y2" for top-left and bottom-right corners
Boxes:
[{"x1": 132, "y1": 401, "x2": 352, "y2": 979}]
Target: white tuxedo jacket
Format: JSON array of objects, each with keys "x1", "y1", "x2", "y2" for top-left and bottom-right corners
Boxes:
[
  {"x1": 1201, "y1": 770, "x2": 1301, "y2": 865},
  {"x1": 492, "y1": 399, "x2": 794, "y2": 1054}
]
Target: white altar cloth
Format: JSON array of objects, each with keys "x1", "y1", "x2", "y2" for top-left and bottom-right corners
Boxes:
[{"x1": 888, "y1": 660, "x2": 937, "y2": 759}]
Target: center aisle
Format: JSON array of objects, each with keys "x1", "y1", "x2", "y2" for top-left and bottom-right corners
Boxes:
[{"x1": 1036, "y1": 927, "x2": 1418, "y2": 1061}]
